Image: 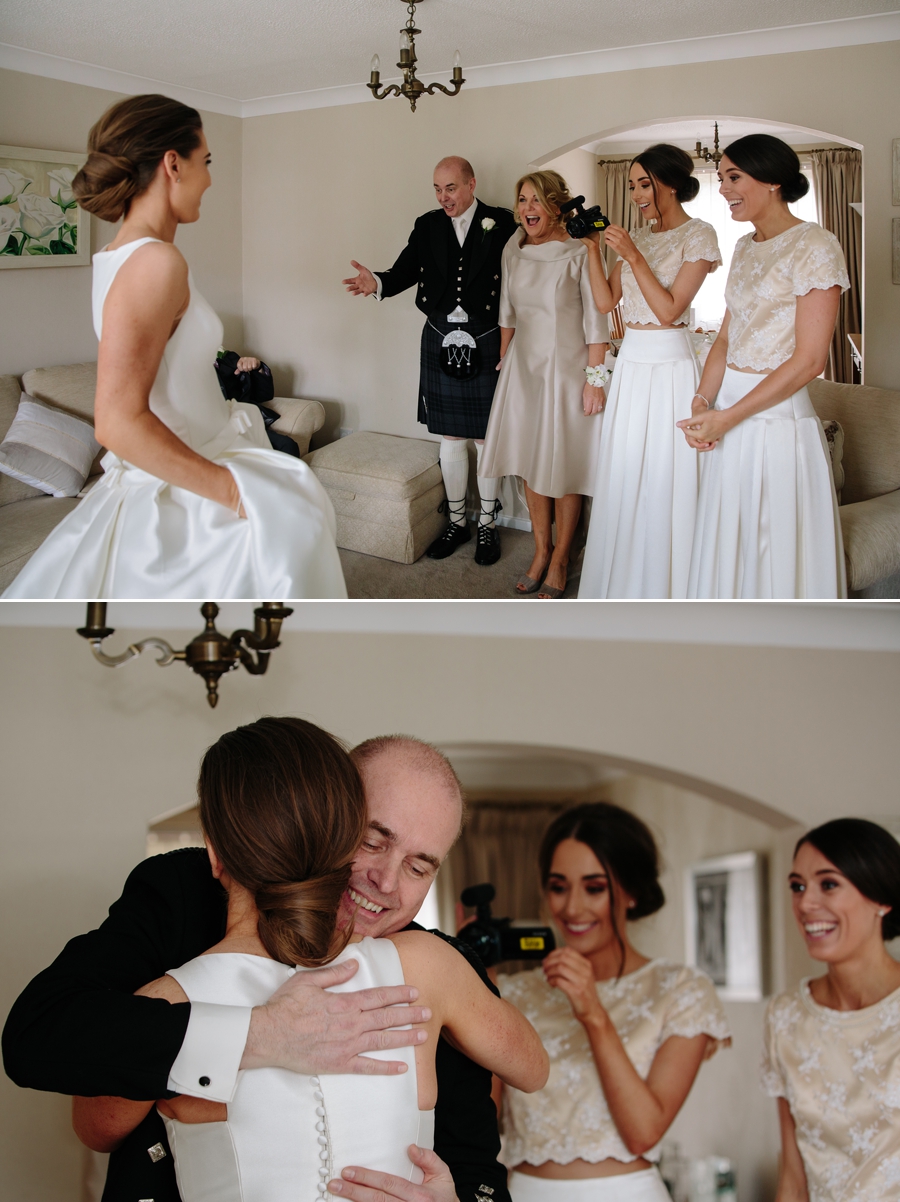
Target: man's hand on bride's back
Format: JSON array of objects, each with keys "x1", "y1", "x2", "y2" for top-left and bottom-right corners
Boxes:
[
  {"x1": 240, "y1": 957, "x2": 432, "y2": 1075},
  {"x1": 328, "y1": 1145, "x2": 459, "y2": 1202}
]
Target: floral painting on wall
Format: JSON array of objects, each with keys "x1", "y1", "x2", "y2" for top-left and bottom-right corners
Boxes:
[{"x1": 0, "y1": 145, "x2": 90, "y2": 269}]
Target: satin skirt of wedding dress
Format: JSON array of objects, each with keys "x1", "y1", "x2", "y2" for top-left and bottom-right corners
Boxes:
[
  {"x1": 3, "y1": 237, "x2": 346, "y2": 599},
  {"x1": 164, "y1": 938, "x2": 434, "y2": 1202},
  {"x1": 579, "y1": 328, "x2": 700, "y2": 599},
  {"x1": 687, "y1": 367, "x2": 846, "y2": 598}
]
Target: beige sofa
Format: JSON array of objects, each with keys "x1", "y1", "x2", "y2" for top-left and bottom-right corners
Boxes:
[
  {"x1": 0, "y1": 362, "x2": 326, "y2": 593},
  {"x1": 808, "y1": 377, "x2": 900, "y2": 597}
]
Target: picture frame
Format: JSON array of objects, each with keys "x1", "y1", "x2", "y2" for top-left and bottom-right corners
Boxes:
[
  {"x1": 685, "y1": 851, "x2": 767, "y2": 1001},
  {"x1": 0, "y1": 144, "x2": 89, "y2": 269}
]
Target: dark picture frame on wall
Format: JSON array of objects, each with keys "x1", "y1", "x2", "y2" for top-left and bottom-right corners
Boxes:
[{"x1": 685, "y1": 851, "x2": 767, "y2": 1001}]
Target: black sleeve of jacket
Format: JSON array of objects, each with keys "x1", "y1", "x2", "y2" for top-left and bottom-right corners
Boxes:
[
  {"x1": 419, "y1": 928, "x2": 512, "y2": 1202},
  {"x1": 375, "y1": 217, "x2": 428, "y2": 299},
  {"x1": 2, "y1": 848, "x2": 227, "y2": 1101}
]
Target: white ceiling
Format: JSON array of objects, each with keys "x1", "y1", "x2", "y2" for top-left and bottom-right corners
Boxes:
[
  {"x1": 583, "y1": 117, "x2": 845, "y2": 156},
  {"x1": 2, "y1": 1, "x2": 898, "y2": 116},
  {"x1": 1, "y1": 601, "x2": 898, "y2": 651}
]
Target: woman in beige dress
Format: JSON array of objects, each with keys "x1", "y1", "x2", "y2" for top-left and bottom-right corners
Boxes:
[
  {"x1": 480, "y1": 172, "x2": 609, "y2": 598},
  {"x1": 496, "y1": 802, "x2": 730, "y2": 1202},
  {"x1": 762, "y1": 818, "x2": 900, "y2": 1201}
]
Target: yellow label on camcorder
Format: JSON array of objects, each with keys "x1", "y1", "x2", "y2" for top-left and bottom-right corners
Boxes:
[{"x1": 519, "y1": 936, "x2": 546, "y2": 951}]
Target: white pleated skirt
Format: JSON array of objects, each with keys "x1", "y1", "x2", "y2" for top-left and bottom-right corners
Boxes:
[
  {"x1": 509, "y1": 1170, "x2": 671, "y2": 1202},
  {"x1": 579, "y1": 328, "x2": 700, "y2": 599},
  {"x1": 687, "y1": 367, "x2": 846, "y2": 598}
]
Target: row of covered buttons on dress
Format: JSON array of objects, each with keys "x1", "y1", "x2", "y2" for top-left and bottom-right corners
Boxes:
[{"x1": 312, "y1": 1075, "x2": 333, "y2": 1202}]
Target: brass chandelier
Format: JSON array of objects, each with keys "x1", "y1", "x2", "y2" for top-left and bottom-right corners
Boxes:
[
  {"x1": 695, "y1": 122, "x2": 723, "y2": 167},
  {"x1": 368, "y1": 0, "x2": 465, "y2": 112},
  {"x1": 76, "y1": 601, "x2": 293, "y2": 708}
]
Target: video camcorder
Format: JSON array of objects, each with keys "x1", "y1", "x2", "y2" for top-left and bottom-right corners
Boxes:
[
  {"x1": 560, "y1": 195, "x2": 609, "y2": 239},
  {"x1": 456, "y1": 883, "x2": 556, "y2": 968}
]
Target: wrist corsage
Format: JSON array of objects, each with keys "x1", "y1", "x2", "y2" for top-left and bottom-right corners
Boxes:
[{"x1": 584, "y1": 365, "x2": 612, "y2": 388}]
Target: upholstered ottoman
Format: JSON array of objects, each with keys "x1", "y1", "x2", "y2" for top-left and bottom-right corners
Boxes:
[{"x1": 304, "y1": 431, "x2": 446, "y2": 563}]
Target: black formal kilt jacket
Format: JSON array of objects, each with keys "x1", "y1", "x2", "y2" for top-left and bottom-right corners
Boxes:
[
  {"x1": 2, "y1": 848, "x2": 511, "y2": 1202},
  {"x1": 376, "y1": 201, "x2": 517, "y2": 439}
]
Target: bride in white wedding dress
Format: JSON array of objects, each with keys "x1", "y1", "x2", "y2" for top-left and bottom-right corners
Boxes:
[
  {"x1": 72, "y1": 717, "x2": 548, "y2": 1202},
  {"x1": 3, "y1": 94, "x2": 345, "y2": 599}
]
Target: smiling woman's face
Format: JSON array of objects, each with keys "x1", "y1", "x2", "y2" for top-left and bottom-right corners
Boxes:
[
  {"x1": 717, "y1": 153, "x2": 777, "y2": 223},
  {"x1": 789, "y1": 841, "x2": 889, "y2": 964},
  {"x1": 628, "y1": 162, "x2": 659, "y2": 224},
  {"x1": 544, "y1": 837, "x2": 631, "y2": 957},
  {"x1": 517, "y1": 182, "x2": 557, "y2": 240}
]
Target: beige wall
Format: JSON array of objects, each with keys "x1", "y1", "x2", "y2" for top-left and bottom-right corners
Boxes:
[
  {"x1": 242, "y1": 40, "x2": 899, "y2": 442},
  {"x1": 0, "y1": 69, "x2": 244, "y2": 379},
  {"x1": 1, "y1": 623, "x2": 897, "y2": 1200}
]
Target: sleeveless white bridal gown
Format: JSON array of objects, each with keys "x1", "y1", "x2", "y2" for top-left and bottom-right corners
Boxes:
[
  {"x1": 4, "y1": 238, "x2": 346, "y2": 598},
  {"x1": 163, "y1": 937, "x2": 435, "y2": 1202}
]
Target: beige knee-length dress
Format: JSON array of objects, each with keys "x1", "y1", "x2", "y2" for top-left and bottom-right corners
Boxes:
[{"x1": 480, "y1": 233, "x2": 609, "y2": 498}]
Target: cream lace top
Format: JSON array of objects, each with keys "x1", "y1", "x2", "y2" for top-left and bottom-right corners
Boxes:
[
  {"x1": 725, "y1": 222, "x2": 849, "y2": 372},
  {"x1": 620, "y1": 219, "x2": 721, "y2": 326},
  {"x1": 498, "y1": 960, "x2": 730, "y2": 1168},
  {"x1": 761, "y1": 980, "x2": 900, "y2": 1202}
]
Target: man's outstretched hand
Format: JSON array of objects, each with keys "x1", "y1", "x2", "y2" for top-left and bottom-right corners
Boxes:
[
  {"x1": 241, "y1": 958, "x2": 430, "y2": 1075},
  {"x1": 343, "y1": 261, "x2": 378, "y2": 296},
  {"x1": 329, "y1": 1145, "x2": 459, "y2": 1202}
]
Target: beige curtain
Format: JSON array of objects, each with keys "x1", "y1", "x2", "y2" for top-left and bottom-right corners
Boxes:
[
  {"x1": 596, "y1": 159, "x2": 643, "y2": 340},
  {"x1": 809, "y1": 148, "x2": 862, "y2": 384},
  {"x1": 447, "y1": 799, "x2": 570, "y2": 933}
]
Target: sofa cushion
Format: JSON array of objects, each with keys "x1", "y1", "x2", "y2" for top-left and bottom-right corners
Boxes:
[
  {"x1": 0, "y1": 395, "x2": 100, "y2": 497},
  {"x1": 22, "y1": 362, "x2": 105, "y2": 476},
  {"x1": 0, "y1": 376, "x2": 43, "y2": 506},
  {"x1": 0, "y1": 494, "x2": 79, "y2": 592},
  {"x1": 808, "y1": 378, "x2": 900, "y2": 506},
  {"x1": 839, "y1": 489, "x2": 900, "y2": 593}
]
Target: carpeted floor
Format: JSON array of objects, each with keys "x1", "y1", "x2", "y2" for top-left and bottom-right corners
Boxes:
[{"x1": 339, "y1": 523, "x2": 581, "y2": 599}]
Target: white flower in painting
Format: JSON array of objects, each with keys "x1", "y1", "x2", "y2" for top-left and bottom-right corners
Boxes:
[
  {"x1": 481, "y1": 217, "x2": 496, "y2": 231},
  {"x1": 0, "y1": 205, "x2": 20, "y2": 238},
  {"x1": 18, "y1": 193, "x2": 66, "y2": 239},
  {"x1": 0, "y1": 167, "x2": 32, "y2": 206},
  {"x1": 47, "y1": 167, "x2": 76, "y2": 205}
]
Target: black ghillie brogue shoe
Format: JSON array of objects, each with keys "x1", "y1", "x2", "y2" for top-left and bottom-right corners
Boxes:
[
  {"x1": 474, "y1": 499, "x2": 502, "y2": 566},
  {"x1": 426, "y1": 522, "x2": 471, "y2": 559}
]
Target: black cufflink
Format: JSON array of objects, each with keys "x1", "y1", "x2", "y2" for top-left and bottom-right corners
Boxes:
[{"x1": 199, "y1": 1075, "x2": 211, "y2": 1086}]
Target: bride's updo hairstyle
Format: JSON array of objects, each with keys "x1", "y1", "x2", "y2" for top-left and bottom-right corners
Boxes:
[
  {"x1": 73, "y1": 93, "x2": 203, "y2": 223},
  {"x1": 539, "y1": 802, "x2": 665, "y2": 975},
  {"x1": 794, "y1": 818, "x2": 900, "y2": 941},
  {"x1": 722, "y1": 134, "x2": 809, "y2": 204},
  {"x1": 630, "y1": 144, "x2": 700, "y2": 205},
  {"x1": 198, "y1": 716, "x2": 367, "y2": 967},
  {"x1": 514, "y1": 170, "x2": 573, "y2": 228}
]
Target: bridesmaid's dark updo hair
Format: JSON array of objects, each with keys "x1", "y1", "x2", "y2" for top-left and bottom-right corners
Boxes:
[
  {"x1": 198, "y1": 716, "x2": 368, "y2": 967},
  {"x1": 539, "y1": 802, "x2": 665, "y2": 975},
  {"x1": 630, "y1": 143, "x2": 700, "y2": 204},
  {"x1": 722, "y1": 134, "x2": 809, "y2": 204},
  {"x1": 73, "y1": 93, "x2": 203, "y2": 223},
  {"x1": 795, "y1": 818, "x2": 900, "y2": 941}
]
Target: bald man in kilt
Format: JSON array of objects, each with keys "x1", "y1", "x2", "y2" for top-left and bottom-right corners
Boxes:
[{"x1": 344, "y1": 157, "x2": 516, "y2": 565}]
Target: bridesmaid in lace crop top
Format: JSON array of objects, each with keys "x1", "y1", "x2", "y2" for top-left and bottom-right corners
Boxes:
[
  {"x1": 578, "y1": 144, "x2": 721, "y2": 600},
  {"x1": 497, "y1": 803, "x2": 730, "y2": 1202},
  {"x1": 676, "y1": 134, "x2": 849, "y2": 599},
  {"x1": 761, "y1": 819, "x2": 900, "y2": 1202},
  {"x1": 72, "y1": 718, "x2": 549, "y2": 1202}
]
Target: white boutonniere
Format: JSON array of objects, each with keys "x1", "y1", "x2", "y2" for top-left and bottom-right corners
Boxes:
[{"x1": 481, "y1": 217, "x2": 496, "y2": 232}]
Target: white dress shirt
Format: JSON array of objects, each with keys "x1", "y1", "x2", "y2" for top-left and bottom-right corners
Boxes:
[{"x1": 374, "y1": 199, "x2": 480, "y2": 300}]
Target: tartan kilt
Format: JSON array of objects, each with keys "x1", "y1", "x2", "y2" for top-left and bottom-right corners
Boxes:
[{"x1": 417, "y1": 318, "x2": 501, "y2": 439}]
